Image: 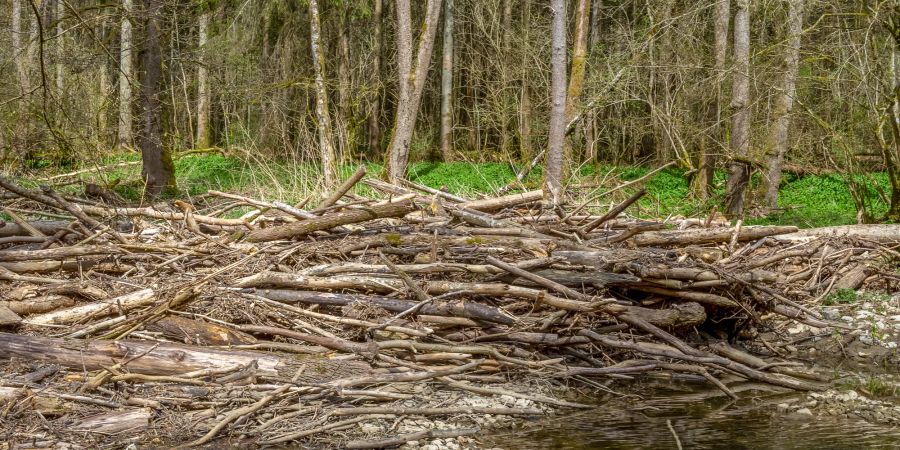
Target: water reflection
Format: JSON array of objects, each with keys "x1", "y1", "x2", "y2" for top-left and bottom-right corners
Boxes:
[{"x1": 481, "y1": 382, "x2": 900, "y2": 449}]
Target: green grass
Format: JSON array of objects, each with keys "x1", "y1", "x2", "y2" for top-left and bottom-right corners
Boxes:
[{"x1": 28, "y1": 154, "x2": 894, "y2": 228}]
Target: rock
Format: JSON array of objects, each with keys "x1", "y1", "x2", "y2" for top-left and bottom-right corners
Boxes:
[
  {"x1": 822, "y1": 309, "x2": 842, "y2": 321},
  {"x1": 777, "y1": 403, "x2": 791, "y2": 413},
  {"x1": 794, "y1": 408, "x2": 813, "y2": 417}
]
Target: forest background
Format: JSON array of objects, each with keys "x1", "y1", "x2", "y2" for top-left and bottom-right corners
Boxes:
[{"x1": 0, "y1": 0, "x2": 897, "y2": 227}]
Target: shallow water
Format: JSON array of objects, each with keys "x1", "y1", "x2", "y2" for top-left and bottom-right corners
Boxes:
[{"x1": 481, "y1": 381, "x2": 900, "y2": 449}]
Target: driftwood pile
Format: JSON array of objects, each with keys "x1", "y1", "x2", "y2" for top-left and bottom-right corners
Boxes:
[{"x1": 0, "y1": 166, "x2": 897, "y2": 448}]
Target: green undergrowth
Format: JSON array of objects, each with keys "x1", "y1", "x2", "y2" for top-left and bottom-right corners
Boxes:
[{"x1": 25, "y1": 153, "x2": 893, "y2": 228}]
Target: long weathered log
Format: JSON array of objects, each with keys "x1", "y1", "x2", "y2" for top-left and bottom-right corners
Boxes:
[
  {"x1": 0, "y1": 220, "x2": 70, "y2": 237},
  {"x1": 23, "y1": 288, "x2": 156, "y2": 326},
  {"x1": 629, "y1": 226, "x2": 799, "y2": 247},
  {"x1": 0, "y1": 331, "x2": 369, "y2": 382},
  {"x1": 243, "y1": 288, "x2": 516, "y2": 324},
  {"x1": 236, "y1": 272, "x2": 595, "y2": 311},
  {"x1": 246, "y1": 201, "x2": 415, "y2": 242},
  {"x1": 0, "y1": 245, "x2": 123, "y2": 262},
  {"x1": 460, "y1": 189, "x2": 544, "y2": 212},
  {"x1": 1, "y1": 295, "x2": 75, "y2": 315}
]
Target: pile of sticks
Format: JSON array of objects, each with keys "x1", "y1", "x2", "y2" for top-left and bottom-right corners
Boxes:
[{"x1": 0, "y1": 167, "x2": 897, "y2": 447}]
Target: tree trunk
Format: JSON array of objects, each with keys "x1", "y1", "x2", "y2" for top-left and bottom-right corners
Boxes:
[
  {"x1": 440, "y1": 0, "x2": 454, "y2": 161},
  {"x1": 725, "y1": 0, "x2": 750, "y2": 218},
  {"x1": 649, "y1": 1, "x2": 675, "y2": 164},
  {"x1": 54, "y1": 0, "x2": 64, "y2": 94},
  {"x1": 545, "y1": 0, "x2": 567, "y2": 205},
  {"x1": 565, "y1": 0, "x2": 590, "y2": 123},
  {"x1": 763, "y1": 0, "x2": 803, "y2": 209},
  {"x1": 368, "y1": 0, "x2": 383, "y2": 155},
  {"x1": 518, "y1": 0, "x2": 532, "y2": 161},
  {"x1": 138, "y1": 0, "x2": 175, "y2": 196},
  {"x1": 195, "y1": 10, "x2": 210, "y2": 149},
  {"x1": 566, "y1": 0, "x2": 591, "y2": 163},
  {"x1": 309, "y1": 0, "x2": 338, "y2": 187},
  {"x1": 499, "y1": 0, "x2": 513, "y2": 156},
  {"x1": 118, "y1": 0, "x2": 133, "y2": 148},
  {"x1": 11, "y1": 0, "x2": 32, "y2": 160},
  {"x1": 386, "y1": 0, "x2": 442, "y2": 183},
  {"x1": 698, "y1": 0, "x2": 731, "y2": 200},
  {"x1": 338, "y1": 9, "x2": 353, "y2": 157},
  {"x1": 883, "y1": 42, "x2": 900, "y2": 221},
  {"x1": 589, "y1": 0, "x2": 602, "y2": 48}
]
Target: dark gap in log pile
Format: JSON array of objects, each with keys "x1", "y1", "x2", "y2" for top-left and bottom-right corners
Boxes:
[{"x1": 0, "y1": 170, "x2": 896, "y2": 447}]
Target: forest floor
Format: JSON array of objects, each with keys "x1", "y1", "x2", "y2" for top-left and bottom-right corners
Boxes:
[{"x1": 29, "y1": 152, "x2": 893, "y2": 228}]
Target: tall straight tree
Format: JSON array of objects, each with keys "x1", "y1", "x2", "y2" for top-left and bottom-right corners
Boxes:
[
  {"x1": 725, "y1": 0, "x2": 750, "y2": 218},
  {"x1": 118, "y1": 0, "x2": 133, "y2": 148},
  {"x1": 545, "y1": 0, "x2": 567, "y2": 205},
  {"x1": 309, "y1": 0, "x2": 338, "y2": 186},
  {"x1": 697, "y1": 0, "x2": 731, "y2": 199},
  {"x1": 762, "y1": 0, "x2": 803, "y2": 209},
  {"x1": 368, "y1": 0, "x2": 383, "y2": 155},
  {"x1": 386, "y1": 0, "x2": 442, "y2": 183},
  {"x1": 55, "y1": 0, "x2": 64, "y2": 93},
  {"x1": 138, "y1": 0, "x2": 175, "y2": 195},
  {"x1": 565, "y1": 0, "x2": 590, "y2": 163},
  {"x1": 565, "y1": 0, "x2": 590, "y2": 123},
  {"x1": 196, "y1": 8, "x2": 210, "y2": 149},
  {"x1": 11, "y1": 0, "x2": 31, "y2": 159},
  {"x1": 440, "y1": 0, "x2": 454, "y2": 161}
]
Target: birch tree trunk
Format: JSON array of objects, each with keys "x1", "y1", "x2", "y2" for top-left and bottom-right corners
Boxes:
[
  {"x1": 762, "y1": 0, "x2": 803, "y2": 209},
  {"x1": 545, "y1": 0, "x2": 567, "y2": 205},
  {"x1": 118, "y1": 0, "x2": 133, "y2": 148},
  {"x1": 195, "y1": 10, "x2": 210, "y2": 149},
  {"x1": 309, "y1": 0, "x2": 338, "y2": 187},
  {"x1": 368, "y1": 0, "x2": 383, "y2": 155},
  {"x1": 440, "y1": 0, "x2": 454, "y2": 161},
  {"x1": 725, "y1": 0, "x2": 750, "y2": 218},
  {"x1": 386, "y1": 0, "x2": 442, "y2": 183},
  {"x1": 138, "y1": 0, "x2": 175, "y2": 195}
]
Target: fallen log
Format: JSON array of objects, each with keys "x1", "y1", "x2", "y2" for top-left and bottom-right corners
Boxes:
[
  {"x1": 236, "y1": 272, "x2": 595, "y2": 311},
  {"x1": 246, "y1": 201, "x2": 416, "y2": 242},
  {"x1": 0, "y1": 332, "x2": 370, "y2": 382},
  {"x1": 0, "y1": 220, "x2": 70, "y2": 237},
  {"x1": 1, "y1": 295, "x2": 75, "y2": 315},
  {"x1": 460, "y1": 189, "x2": 544, "y2": 212},
  {"x1": 243, "y1": 289, "x2": 516, "y2": 325},
  {"x1": 71, "y1": 408, "x2": 152, "y2": 435},
  {"x1": 147, "y1": 316, "x2": 257, "y2": 345},
  {"x1": 23, "y1": 288, "x2": 156, "y2": 326},
  {"x1": 0, "y1": 245, "x2": 123, "y2": 262},
  {"x1": 629, "y1": 226, "x2": 799, "y2": 247}
]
